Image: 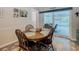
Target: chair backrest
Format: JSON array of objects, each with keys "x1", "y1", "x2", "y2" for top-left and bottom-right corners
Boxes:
[
  {"x1": 41, "y1": 28, "x2": 55, "y2": 44},
  {"x1": 48, "y1": 28, "x2": 55, "y2": 39},
  {"x1": 54, "y1": 24, "x2": 57, "y2": 29},
  {"x1": 53, "y1": 24, "x2": 58, "y2": 33},
  {"x1": 15, "y1": 29, "x2": 28, "y2": 47},
  {"x1": 42, "y1": 28, "x2": 55, "y2": 40},
  {"x1": 25, "y1": 24, "x2": 34, "y2": 32},
  {"x1": 47, "y1": 24, "x2": 57, "y2": 40},
  {"x1": 43, "y1": 24, "x2": 52, "y2": 29}
]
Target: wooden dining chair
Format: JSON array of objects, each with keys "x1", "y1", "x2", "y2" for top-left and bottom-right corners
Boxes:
[
  {"x1": 15, "y1": 29, "x2": 36, "y2": 51},
  {"x1": 54, "y1": 24, "x2": 58, "y2": 29},
  {"x1": 38, "y1": 28, "x2": 55, "y2": 51},
  {"x1": 43, "y1": 24, "x2": 52, "y2": 29},
  {"x1": 25, "y1": 24, "x2": 34, "y2": 32},
  {"x1": 44, "y1": 24, "x2": 57, "y2": 50}
]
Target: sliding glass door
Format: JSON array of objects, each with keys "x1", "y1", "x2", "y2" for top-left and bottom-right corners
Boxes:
[
  {"x1": 44, "y1": 12, "x2": 53, "y2": 26},
  {"x1": 54, "y1": 10, "x2": 70, "y2": 36},
  {"x1": 43, "y1": 10, "x2": 71, "y2": 37}
]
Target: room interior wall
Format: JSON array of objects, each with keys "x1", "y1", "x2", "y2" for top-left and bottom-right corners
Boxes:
[
  {"x1": 71, "y1": 7, "x2": 79, "y2": 41},
  {"x1": 0, "y1": 7, "x2": 36, "y2": 46}
]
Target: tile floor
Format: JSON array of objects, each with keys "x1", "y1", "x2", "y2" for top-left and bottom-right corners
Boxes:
[{"x1": 0, "y1": 36, "x2": 79, "y2": 51}]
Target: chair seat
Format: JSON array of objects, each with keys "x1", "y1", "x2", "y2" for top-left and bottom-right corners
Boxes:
[
  {"x1": 40, "y1": 39, "x2": 52, "y2": 44},
  {"x1": 25, "y1": 41, "x2": 36, "y2": 47}
]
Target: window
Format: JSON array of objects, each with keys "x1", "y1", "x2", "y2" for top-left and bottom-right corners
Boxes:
[
  {"x1": 54, "y1": 10, "x2": 70, "y2": 36},
  {"x1": 44, "y1": 12, "x2": 53, "y2": 25},
  {"x1": 43, "y1": 10, "x2": 71, "y2": 37}
]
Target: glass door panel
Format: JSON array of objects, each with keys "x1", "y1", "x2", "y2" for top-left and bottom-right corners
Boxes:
[
  {"x1": 43, "y1": 10, "x2": 70, "y2": 37},
  {"x1": 44, "y1": 12, "x2": 53, "y2": 26},
  {"x1": 54, "y1": 10, "x2": 70, "y2": 36}
]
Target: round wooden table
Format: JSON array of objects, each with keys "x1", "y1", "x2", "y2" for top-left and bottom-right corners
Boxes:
[{"x1": 25, "y1": 28, "x2": 50, "y2": 41}]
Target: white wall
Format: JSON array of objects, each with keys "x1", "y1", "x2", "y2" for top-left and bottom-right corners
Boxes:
[
  {"x1": 39, "y1": 13, "x2": 44, "y2": 28},
  {"x1": 31, "y1": 8, "x2": 42, "y2": 29},
  {"x1": 31, "y1": 8, "x2": 38, "y2": 28},
  {"x1": 0, "y1": 7, "x2": 36, "y2": 46},
  {"x1": 71, "y1": 7, "x2": 79, "y2": 40}
]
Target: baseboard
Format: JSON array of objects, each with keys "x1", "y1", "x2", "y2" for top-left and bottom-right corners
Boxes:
[{"x1": 0, "y1": 40, "x2": 18, "y2": 49}]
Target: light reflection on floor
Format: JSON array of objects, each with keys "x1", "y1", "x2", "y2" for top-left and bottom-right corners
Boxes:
[
  {"x1": 0, "y1": 36, "x2": 79, "y2": 51},
  {"x1": 53, "y1": 37, "x2": 71, "y2": 51},
  {"x1": 53, "y1": 36, "x2": 79, "y2": 51}
]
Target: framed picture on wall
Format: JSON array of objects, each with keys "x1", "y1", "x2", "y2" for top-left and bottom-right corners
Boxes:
[{"x1": 13, "y1": 8, "x2": 28, "y2": 18}]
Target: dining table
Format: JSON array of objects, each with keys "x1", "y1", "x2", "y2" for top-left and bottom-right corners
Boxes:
[{"x1": 24, "y1": 28, "x2": 50, "y2": 42}]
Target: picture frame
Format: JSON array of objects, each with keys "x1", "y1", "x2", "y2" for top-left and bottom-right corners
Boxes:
[{"x1": 13, "y1": 8, "x2": 28, "y2": 18}]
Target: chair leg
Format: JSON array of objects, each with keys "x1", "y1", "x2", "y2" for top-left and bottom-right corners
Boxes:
[
  {"x1": 51, "y1": 43, "x2": 54, "y2": 51},
  {"x1": 28, "y1": 47, "x2": 32, "y2": 51}
]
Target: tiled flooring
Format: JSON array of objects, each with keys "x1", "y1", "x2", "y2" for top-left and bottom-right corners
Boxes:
[
  {"x1": 0, "y1": 36, "x2": 79, "y2": 51},
  {"x1": 53, "y1": 36, "x2": 79, "y2": 51},
  {"x1": 0, "y1": 41, "x2": 19, "y2": 51}
]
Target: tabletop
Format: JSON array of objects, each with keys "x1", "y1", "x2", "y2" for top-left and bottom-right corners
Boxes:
[{"x1": 25, "y1": 28, "x2": 50, "y2": 41}]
